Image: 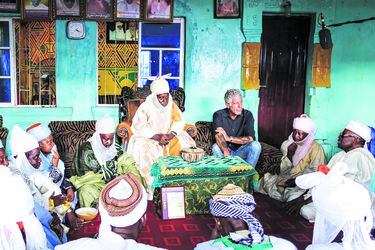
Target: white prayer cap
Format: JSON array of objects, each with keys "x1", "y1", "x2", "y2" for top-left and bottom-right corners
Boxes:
[
  {"x1": 26, "y1": 123, "x2": 51, "y2": 142},
  {"x1": 96, "y1": 116, "x2": 115, "y2": 134},
  {"x1": 9, "y1": 125, "x2": 25, "y2": 156},
  {"x1": 293, "y1": 114, "x2": 315, "y2": 134},
  {"x1": 345, "y1": 120, "x2": 371, "y2": 142},
  {"x1": 99, "y1": 174, "x2": 147, "y2": 227},
  {"x1": 150, "y1": 74, "x2": 170, "y2": 95}
]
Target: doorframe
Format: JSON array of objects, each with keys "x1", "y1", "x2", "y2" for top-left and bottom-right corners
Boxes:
[{"x1": 261, "y1": 12, "x2": 317, "y2": 116}]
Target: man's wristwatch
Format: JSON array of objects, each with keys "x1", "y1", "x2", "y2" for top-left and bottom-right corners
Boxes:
[{"x1": 229, "y1": 136, "x2": 233, "y2": 142}]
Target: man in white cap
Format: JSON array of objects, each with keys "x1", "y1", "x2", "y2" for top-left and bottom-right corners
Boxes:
[
  {"x1": 298, "y1": 120, "x2": 375, "y2": 222},
  {"x1": 27, "y1": 123, "x2": 75, "y2": 204},
  {"x1": 0, "y1": 165, "x2": 49, "y2": 250},
  {"x1": 296, "y1": 162, "x2": 375, "y2": 250},
  {"x1": 195, "y1": 184, "x2": 297, "y2": 250},
  {"x1": 9, "y1": 125, "x2": 72, "y2": 248},
  {"x1": 56, "y1": 173, "x2": 165, "y2": 250},
  {"x1": 71, "y1": 116, "x2": 137, "y2": 207},
  {"x1": 127, "y1": 75, "x2": 195, "y2": 199},
  {"x1": 256, "y1": 115, "x2": 325, "y2": 207}
]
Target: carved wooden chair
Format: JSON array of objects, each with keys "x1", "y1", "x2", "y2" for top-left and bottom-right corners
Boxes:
[{"x1": 0, "y1": 116, "x2": 9, "y2": 150}]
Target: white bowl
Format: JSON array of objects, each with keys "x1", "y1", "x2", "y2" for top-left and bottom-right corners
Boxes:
[{"x1": 75, "y1": 207, "x2": 98, "y2": 221}]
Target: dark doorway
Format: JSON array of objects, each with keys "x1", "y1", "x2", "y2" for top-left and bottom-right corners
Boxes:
[{"x1": 258, "y1": 14, "x2": 311, "y2": 148}]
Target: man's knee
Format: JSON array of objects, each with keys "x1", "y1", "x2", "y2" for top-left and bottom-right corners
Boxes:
[
  {"x1": 300, "y1": 202, "x2": 316, "y2": 222},
  {"x1": 212, "y1": 143, "x2": 223, "y2": 156},
  {"x1": 245, "y1": 141, "x2": 261, "y2": 155}
]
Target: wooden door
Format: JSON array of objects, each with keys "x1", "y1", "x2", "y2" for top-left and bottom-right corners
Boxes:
[{"x1": 258, "y1": 15, "x2": 311, "y2": 148}]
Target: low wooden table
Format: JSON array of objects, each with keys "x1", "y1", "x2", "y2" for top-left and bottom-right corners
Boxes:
[{"x1": 151, "y1": 156, "x2": 259, "y2": 215}]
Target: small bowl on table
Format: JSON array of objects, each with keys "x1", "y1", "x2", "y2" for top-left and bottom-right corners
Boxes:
[
  {"x1": 181, "y1": 147, "x2": 205, "y2": 162},
  {"x1": 75, "y1": 207, "x2": 98, "y2": 221}
]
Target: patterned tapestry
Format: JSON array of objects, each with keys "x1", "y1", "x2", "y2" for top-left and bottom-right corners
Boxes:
[
  {"x1": 97, "y1": 22, "x2": 138, "y2": 104},
  {"x1": 15, "y1": 21, "x2": 56, "y2": 105}
]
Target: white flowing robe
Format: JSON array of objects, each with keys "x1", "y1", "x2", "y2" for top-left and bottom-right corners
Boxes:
[
  {"x1": 301, "y1": 148, "x2": 375, "y2": 223},
  {"x1": 127, "y1": 95, "x2": 195, "y2": 196}
]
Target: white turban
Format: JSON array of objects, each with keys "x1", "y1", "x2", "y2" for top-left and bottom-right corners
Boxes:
[
  {"x1": 296, "y1": 162, "x2": 374, "y2": 249},
  {"x1": 345, "y1": 120, "x2": 371, "y2": 142},
  {"x1": 150, "y1": 75, "x2": 170, "y2": 95},
  {"x1": 26, "y1": 123, "x2": 51, "y2": 142},
  {"x1": 99, "y1": 174, "x2": 147, "y2": 228},
  {"x1": 293, "y1": 114, "x2": 315, "y2": 134},
  {"x1": 96, "y1": 116, "x2": 115, "y2": 134}
]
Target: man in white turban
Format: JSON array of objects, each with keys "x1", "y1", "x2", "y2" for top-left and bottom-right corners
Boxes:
[
  {"x1": 27, "y1": 123, "x2": 76, "y2": 204},
  {"x1": 296, "y1": 162, "x2": 375, "y2": 250},
  {"x1": 0, "y1": 165, "x2": 49, "y2": 250},
  {"x1": 127, "y1": 75, "x2": 196, "y2": 199},
  {"x1": 195, "y1": 184, "x2": 297, "y2": 250},
  {"x1": 256, "y1": 114, "x2": 326, "y2": 210},
  {"x1": 56, "y1": 173, "x2": 165, "y2": 250},
  {"x1": 299, "y1": 120, "x2": 375, "y2": 223},
  {"x1": 71, "y1": 116, "x2": 139, "y2": 207},
  {"x1": 8, "y1": 125, "x2": 71, "y2": 248}
]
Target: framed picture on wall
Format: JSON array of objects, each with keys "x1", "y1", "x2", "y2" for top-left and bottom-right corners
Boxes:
[
  {"x1": 214, "y1": 0, "x2": 242, "y2": 19},
  {"x1": 22, "y1": 0, "x2": 51, "y2": 20},
  {"x1": 0, "y1": 0, "x2": 19, "y2": 13},
  {"x1": 106, "y1": 21, "x2": 139, "y2": 44},
  {"x1": 143, "y1": 0, "x2": 173, "y2": 23},
  {"x1": 115, "y1": 0, "x2": 141, "y2": 20},
  {"x1": 55, "y1": 0, "x2": 81, "y2": 18},
  {"x1": 86, "y1": 0, "x2": 114, "y2": 20}
]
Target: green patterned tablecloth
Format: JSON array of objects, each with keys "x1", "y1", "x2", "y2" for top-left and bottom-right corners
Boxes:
[{"x1": 151, "y1": 156, "x2": 259, "y2": 215}]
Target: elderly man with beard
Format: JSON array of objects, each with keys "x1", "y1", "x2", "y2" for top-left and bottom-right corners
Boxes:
[
  {"x1": 256, "y1": 114, "x2": 326, "y2": 205},
  {"x1": 127, "y1": 75, "x2": 196, "y2": 199}
]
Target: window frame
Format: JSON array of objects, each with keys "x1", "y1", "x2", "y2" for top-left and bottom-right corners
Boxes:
[
  {"x1": 138, "y1": 17, "x2": 185, "y2": 88},
  {"x1": 0, "y1": 18, "x2": 16, "y2": 107}
]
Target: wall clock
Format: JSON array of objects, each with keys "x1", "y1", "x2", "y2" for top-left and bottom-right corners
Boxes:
[{"x1": 66, "y1": 21, "x2": 86, "y2": 40}]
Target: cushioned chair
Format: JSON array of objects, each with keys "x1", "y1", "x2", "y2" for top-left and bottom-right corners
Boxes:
[{"x1": 116, "y1": 86, "x2": 197, "y2": 145}]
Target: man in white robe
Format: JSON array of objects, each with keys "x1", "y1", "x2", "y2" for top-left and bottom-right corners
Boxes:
[
  {"x1": 257, "y1": 114, "x2": 325, "y2": 204},
  {"x1": 0, "y1": 165, "x2": 49, "y2": 250},
  {"x1": 56, "y1": 173, "x2": 165, "y2": 250},
  {"x1": 300, "y1": 120, "x2": 375, "y2": 222},
  {"x1": 127, "y1": 76, "x2": 195, "y2": 198},
  {"x1": 297, "y1": 162, "x2": 375, "y2": 250}
]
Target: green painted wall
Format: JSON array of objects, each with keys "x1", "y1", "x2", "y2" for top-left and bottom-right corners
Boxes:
[{"x1": 1, "y1": 0, "x2": 375, "y2": 159}]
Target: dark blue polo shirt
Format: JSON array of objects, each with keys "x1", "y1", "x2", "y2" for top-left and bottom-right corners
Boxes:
[{"x1": 212, "y1": 108, "x2": 255, "y2": 151}]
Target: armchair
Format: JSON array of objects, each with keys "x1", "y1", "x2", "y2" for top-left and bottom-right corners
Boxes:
[
  {"x1": 116, "y1": 86, "x2": 197, "y2": 146},
  {"x1": 0, "y1": 115, "x2": 9, "y2": 149}
]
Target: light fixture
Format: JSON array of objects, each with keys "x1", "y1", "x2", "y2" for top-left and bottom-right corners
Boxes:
[
  {"x1": 281, "y1": 0, "x2": 292, "y2": 17},
  {"x1": 318, "y1": 13, "x2": 333, "y2": 49}
]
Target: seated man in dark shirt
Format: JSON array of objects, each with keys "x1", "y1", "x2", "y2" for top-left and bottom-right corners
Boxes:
[{"x1": 212, "y1": 89, "x2": 261, "y2": 166}]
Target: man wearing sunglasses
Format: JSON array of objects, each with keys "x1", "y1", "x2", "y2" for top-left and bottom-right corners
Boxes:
[{"x1": 299, "y1": 120, "x2": 375, "y2": 223}]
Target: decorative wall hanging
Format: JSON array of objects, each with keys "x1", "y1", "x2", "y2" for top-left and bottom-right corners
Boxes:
[
  {"x1": 22, "y1": 0, "x2": 51, "y2": 20},
  {"x1": 54, "y1": 0, "x2": 81, "y2": 18},
  {"x1": 115, "y1": 0, "x2": 141, "y2": 20},
  {"x1": 214, "y1": 0, "x2": 242, "y2": 19},
  {"x1": 241, "y1": 42, "x2": 261, "y2": 90},
  {"x1": 0, "y1": 0, "x2": 19, "y2": 13},
  {"x1": 85, "y1": 0, "x2": 114, "y2": 20},
  {"x1": 312, "y1": 43, "x2": 332, "y2": 88},
  {"x1": 143, "y1": 0, "x2": 173, "y2": 23}
]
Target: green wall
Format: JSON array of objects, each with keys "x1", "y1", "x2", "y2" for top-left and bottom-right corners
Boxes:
[{"x1": 1, "y1": 0, "x2": 375, "y2": 159}]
